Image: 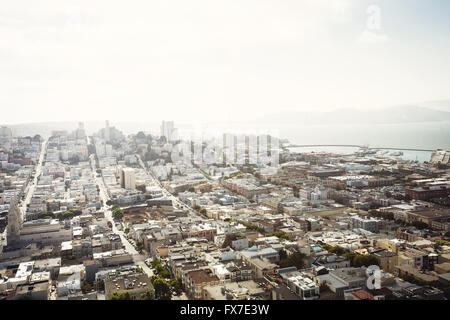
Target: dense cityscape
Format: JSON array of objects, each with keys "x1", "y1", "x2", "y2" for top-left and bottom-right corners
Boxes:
[
  {"x1": 0, "y1": 121, "x2": 449, "y2": 301},
  {"x1": 1, "y1": 1, "x2": 450, "y2": 313}
]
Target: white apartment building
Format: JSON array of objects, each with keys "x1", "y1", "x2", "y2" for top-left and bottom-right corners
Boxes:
[{"x1": 121, "y1": 168, "x2": 136, "y2": 190}]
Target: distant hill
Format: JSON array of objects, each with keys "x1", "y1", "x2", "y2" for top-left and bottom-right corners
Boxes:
[
  {"x1": 256, "y1": 105, "x2": 450, "y2": 125},
  {"x1": 419, "y1": 99, "x2": 450, "y2": 112},
  {"x1": 3, "y1": 103, "x2": 450, "y2": 138}
]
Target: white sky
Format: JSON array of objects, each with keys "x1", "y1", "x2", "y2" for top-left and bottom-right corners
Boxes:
[{"x1": 1, "y1": 0, "x2": 450, "y2": 124}]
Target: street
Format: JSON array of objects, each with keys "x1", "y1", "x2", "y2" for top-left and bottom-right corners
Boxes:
[
  {"x1": 21, "y1": 139, "x2": 48, "y2": 221},
  {"x1": 89, "y1": 153, "x2": 154, "y2": 278},
  {"x1": 135, "y1": 154, "x2": 201, "y2": 218}
]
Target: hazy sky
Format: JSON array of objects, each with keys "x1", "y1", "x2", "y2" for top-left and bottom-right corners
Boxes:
[{"x1": 1, "y1": 0, "x2": 450, "y2": 124}]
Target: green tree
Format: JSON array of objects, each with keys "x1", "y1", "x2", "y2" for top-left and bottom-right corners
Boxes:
[
  {"x1": 344, "y1": 253, "x2": 379, "y2": 267},
  {"x1": 279, "y1": 251, "x2": 306, "y2": 269},
  {"x1": 151, "y1": 258, "x2": 160, "y2": 269},
  {"x1": 136, "y1": 184, "x2": 146, "y2": 193},
  {"x1": 265, "y1": 231, "x2": 289, "y2": 240},
  {"x1": 436, "y1": 240, "x2": 450, "y2": 246},
  {"x1": 112, "y1": 206, "x2": 124, "y2": 220},
  {"x1": 154, "y1": 264, "x2": 165, "y2": 275},
  {"x1": 160, "y1": 270, "x2": 171, "y2": 279},
  {"x1": 137, "y1": 290, "x2": 154, "y2": 300},
  {"x1": 152, "y1": 277, "x2": 172, "y2": 300},
  {"x1": 110, "y1": 291, "x2": 132, "y2": 300},
  {"x1": 279, "y1": 249, "x2": 288, "y2": 261},
  {"x1": 412, "y1": 221, "x2": 428, "y2": 230},
  {"x1": 38, "y1": 211, "x2": 55, "y2": 219},
  {"x1": 329, "y1": 245, "x2": 346, "y2": 255},
  {"x1": 169, "y1": 279, "x2": 182, "y2": 295}
]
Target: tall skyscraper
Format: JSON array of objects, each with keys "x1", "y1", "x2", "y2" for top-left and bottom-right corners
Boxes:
[
  {"x1": 75, "y1": 122, "x2": 86, "y2": 139},
  {"x1": 0, "y1": 126, "x2": 13, "y2": 151},
  {"x1": 7, "y1": 197, "x2": 21, "y2": 246},
  {"x1": 160, "y1": 121, "x2": 176, "y2": 142},
  {"x1": 105, "y1": 120, "x2": 111, "y2": 142},
  {"x1": 121, "y1": 168, "x2": 136, "y2": 190},
  {"x1": 0, "y1": 126, "x2": 12, "y2": 138}
]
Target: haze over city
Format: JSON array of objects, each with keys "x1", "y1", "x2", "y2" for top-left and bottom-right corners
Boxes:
[
  {"x1": 0, "y1": 0, "x2": 450, "y2": 308},
  {"x1": 1, "y1": 0, "x2": 450, "y2": 124}
]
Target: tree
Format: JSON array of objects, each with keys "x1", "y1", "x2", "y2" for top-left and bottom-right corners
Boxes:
[
  {"x1": 279, "y1": 249, "x2": 288, "y2": 261},
  {"x1": 109, "y1": 291, "x2": 132, "y2": 300},
  {"x1": 412, "y1": 221, "x2": 428, "y2": 230},
  {"x1": 321, "y1": 244, "x2": 348, "y2": 255},
  {"x1": 329, "y1": 245, "x2": 346, "y2": 255},
  {"x1": 136, "y1": 131, "x2": 146, "y2": 140},
  {"x1": 169, "y1": 279, "x2": 182, "y2": 295},
  {"x1": 160, "y1": 270, "x2": 171, "y2": 279},
  {"x1": 81, "y1": 282, "x2": 93, "y2": 293},
  {"x1": 136, "y1": 241, "x2": 144, "y2": 253},
  {"x1": 112, "y1": 206, "x2": 124, "y2": 220},
  {"x1": 222, "y1": 234, "x2": 238, "y2": 248},
  {"x1": 279, "y1": 251, "x2": 306, "y2": 269},
  {"x1": 151, "y1": 258, "x2": 160, "y2": 269},
  {"x1": 55, "y1": 209, "x2": 77, "y2": 221},
  {"x1": 344, "y1": 253, "x2": 379, "y2": 267},
  {"x1": 137, "y1": 290, "x2": 154, "y2": 300},
  {"x1": 38, "y1": 211, "x2": 54, "y2": 219},
  {"x1": 265, "y1": 231, "x2": 289, "y2": 240},
  {"x1": 151, "y1": 260, "x2": 171, "y2": 279},
  {"x1": 152, "y1": 277, "x2": 172, "y2": 300},
  {"x1": 436, "y1": 240, "x2": 450, "y2": 247},
  {"x1": 136, "y1": 184, "x2": 146, "y2": 193}
]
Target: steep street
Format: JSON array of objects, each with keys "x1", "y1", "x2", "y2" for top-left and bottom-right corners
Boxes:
[
  {"x1": 20, "y1": 139, "x2": 48, "y2": 222},
  {"x1": 89, "y1": 153, "x2": 153, "y2": 278}
]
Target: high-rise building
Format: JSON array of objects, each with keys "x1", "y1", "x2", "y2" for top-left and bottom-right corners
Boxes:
[
  {"x1": 99, "y1": 120, "x2": 123, "y2": 143},
  {"x1": 121, "y1": 168, "x2": 136, "y2": 190},
  {"x1": 0, "y1": 126, "x2": 13, "y2": 151},
  {"x1": 7, "y1": 197, "x2": 22, "y2": 246},
  {"x1": 160, "y1": 121, "x2": 176, "y2": 142},
  {"x1": 105, "y1": 120, "x2": 111, "y2": 142},
  {"x1": 0, "y1": 126, "x2": 12, "y2": 138},
  {"x1": 75, "y1": 122, "x2": 86, "y2": 139}
]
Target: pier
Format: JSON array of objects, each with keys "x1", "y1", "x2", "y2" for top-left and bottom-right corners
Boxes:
[{"x1": 285, "y1": 144, "x2": 435, "y2": 152}]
